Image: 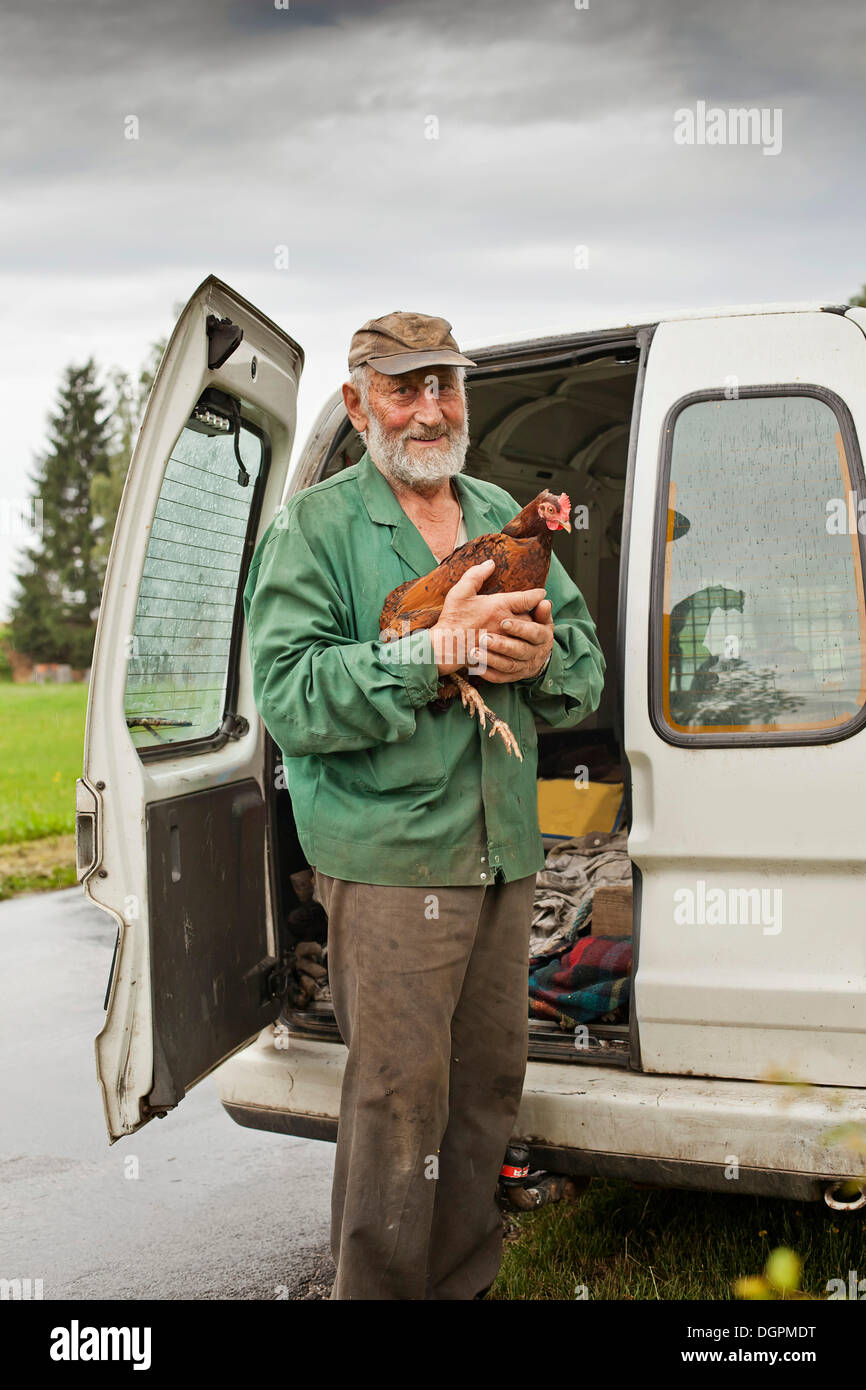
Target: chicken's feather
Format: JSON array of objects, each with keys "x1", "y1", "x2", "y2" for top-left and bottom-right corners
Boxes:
[
  {"x1": 380, "y1": 533, "x2": 543, "y2": 638},
  {"x1": 376, "y1": 489, "x2": 571, "y2": 757}
]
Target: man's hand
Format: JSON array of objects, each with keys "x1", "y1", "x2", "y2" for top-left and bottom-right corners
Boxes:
[
  {"x1": 430, "y1": 559, "x2": 554, "y2": 681},
  {"x1": 475, "y1": 597, "x2": 554, "y2": 683}
]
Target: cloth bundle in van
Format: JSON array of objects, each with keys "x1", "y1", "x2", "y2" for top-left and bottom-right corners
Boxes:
[
  {"x1": 528, "y1": 933, "x2": 632, "y2": 1028},
  {"x1": 530, "y1": 828, "x2": 631, "y2": 956}
]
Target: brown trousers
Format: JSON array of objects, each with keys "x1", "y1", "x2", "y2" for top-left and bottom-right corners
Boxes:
[{"x1": 313, "y1": 869, "x2": 537, "y2": 1300}]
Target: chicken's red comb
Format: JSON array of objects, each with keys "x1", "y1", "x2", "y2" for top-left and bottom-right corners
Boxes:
[{"x1": 559, "y1": 492, "x2": 572, "y2": 516}]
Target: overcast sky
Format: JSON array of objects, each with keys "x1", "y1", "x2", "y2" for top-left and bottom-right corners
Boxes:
[{"x1": 2, "y1": 0, "x2": 865, "y2": 617}]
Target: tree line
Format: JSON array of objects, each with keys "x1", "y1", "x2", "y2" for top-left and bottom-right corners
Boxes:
[{"x1": 8, "y1": 338, "x2": 166, "y2": 669}]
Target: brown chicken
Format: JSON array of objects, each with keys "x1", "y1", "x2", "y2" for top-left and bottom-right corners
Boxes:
[{"x1": 379, "y1": 490, "x2": 572, "y2": 758}]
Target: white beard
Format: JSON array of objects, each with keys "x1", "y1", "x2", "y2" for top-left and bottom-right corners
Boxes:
[{"x1": 363, "y1": 408, "x2": 469, "y2": 490}]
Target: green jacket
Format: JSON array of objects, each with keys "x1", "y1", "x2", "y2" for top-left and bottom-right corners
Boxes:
[{"x1": 243, "y1": 449, "x2": 605, "y2": 887}]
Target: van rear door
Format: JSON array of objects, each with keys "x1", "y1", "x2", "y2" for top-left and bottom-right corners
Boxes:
[
  {"x1": 625, "y1": 307, "x2": 866, "y2": 1087},
  {"x1": 78, "y1": 276, "x2": 303, "y2": 1140}
]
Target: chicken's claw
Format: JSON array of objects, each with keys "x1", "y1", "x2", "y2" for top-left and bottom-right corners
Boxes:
[
  {"x1": 487, "y1": 716, "x2": 523, "y2": 761},
  {"x1": 457, "y1": 677, "x2": 487, "y2": 730},
  {"x1": 452, "y1": 674, "x2": 523, "y2": 760}
]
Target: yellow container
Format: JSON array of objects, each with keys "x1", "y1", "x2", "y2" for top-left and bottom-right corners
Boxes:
[{"x1": 537, "y1": 779, "x2": 623, "y2": 838}]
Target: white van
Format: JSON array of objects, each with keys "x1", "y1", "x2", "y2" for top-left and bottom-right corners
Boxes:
[{"x1": 78, "y1": 275, "x2": 866, "y2": 1209}]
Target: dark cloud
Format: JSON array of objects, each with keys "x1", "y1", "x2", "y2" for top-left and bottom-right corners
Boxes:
[{"x1": 3, "y1": 0, "x2": 865, "y2": 288}]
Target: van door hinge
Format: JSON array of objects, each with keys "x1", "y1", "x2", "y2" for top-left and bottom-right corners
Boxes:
[
  {"x1": 206, "y1": 314, "x2": 244, "y2": 369},
  {"x1": 265, "y1": 956, "x2": 292, "y2": 1001},
  {"x1": 220, "y1": 712, "x2": 249, "y2": 741}
]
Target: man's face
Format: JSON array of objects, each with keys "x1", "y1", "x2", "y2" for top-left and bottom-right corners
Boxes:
[{"x1": 344, "y1": 365, "x2": 470, "y2": 491}]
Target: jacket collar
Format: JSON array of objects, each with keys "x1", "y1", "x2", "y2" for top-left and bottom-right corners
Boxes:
[{"x1": 355, "y1": 449, "x2": 495, "y2": 578}]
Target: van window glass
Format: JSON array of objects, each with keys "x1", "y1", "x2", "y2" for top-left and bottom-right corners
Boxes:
[
  {"x1": 660, "y1": 393, "x2": 866, "y2": 737},
  {"x1": 124, "y1": 420, "x2": 263, "y2": 752}
]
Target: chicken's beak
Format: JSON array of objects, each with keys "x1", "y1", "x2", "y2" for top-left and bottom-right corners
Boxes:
[{"x1": 560, "y1": 517, "x2": 572, "y2": 533}]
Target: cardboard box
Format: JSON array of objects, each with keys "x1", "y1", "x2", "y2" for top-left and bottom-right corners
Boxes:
[{"x1": 592, "y1": 883, "x2": 633, "y2": 938}]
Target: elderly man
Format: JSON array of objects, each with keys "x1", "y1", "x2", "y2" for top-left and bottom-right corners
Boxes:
[{"x1": 243, "y1": 311, "x2": 604, "y2": 1300}]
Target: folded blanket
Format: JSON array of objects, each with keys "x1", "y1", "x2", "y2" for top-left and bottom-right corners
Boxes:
[
  {"x1": 530, "y1": 827, "x2": 631, "y2": 955},
  {"x1": 529, "y1": 930, "x2": 632, "y2": 1029}
]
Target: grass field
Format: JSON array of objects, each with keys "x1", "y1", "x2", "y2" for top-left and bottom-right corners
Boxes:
[
  {"x1": 0, "y1": 683, "x2": 87, "y2": 843},
  {"x1": 493, "y1": 1177, "x2": 861, "y2": 1300},
  {"x1": 0, "y1": 683, "x2": 86, "y2": 896}
]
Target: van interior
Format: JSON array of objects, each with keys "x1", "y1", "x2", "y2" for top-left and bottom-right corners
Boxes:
[{"x1": 272, "y1": 341, "x2": 641, "y2": 1068}]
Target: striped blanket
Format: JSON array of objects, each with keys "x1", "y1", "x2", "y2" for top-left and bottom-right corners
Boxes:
[{"x1": 529, "y1": 905, "x2": 632, "y2": 1027}]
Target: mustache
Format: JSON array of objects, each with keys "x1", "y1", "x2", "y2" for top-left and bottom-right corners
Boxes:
[{"x1": 405, "y1": 424, "x2": 452, "y2": 441}]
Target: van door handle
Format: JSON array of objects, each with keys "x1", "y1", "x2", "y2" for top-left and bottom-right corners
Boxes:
[{"x1": 75, "y1": 777, "x2": 101, "y2": 880}]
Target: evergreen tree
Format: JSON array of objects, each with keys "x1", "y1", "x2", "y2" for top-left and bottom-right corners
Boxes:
[
  {"x1": 90, "y1": 338, "x2": 166, "y2": 581},
  {"x1": 9, "y1": 360, "x2": 112, "y2": 667}
]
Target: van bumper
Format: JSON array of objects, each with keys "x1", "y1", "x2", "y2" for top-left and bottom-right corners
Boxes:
[{"x1": 216, "y1": 1027, "x2": 866, "y2": 1201}]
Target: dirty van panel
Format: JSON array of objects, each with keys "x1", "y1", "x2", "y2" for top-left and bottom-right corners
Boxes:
[
  {"x1": 84, "y1": 276, "x2": 303, "y2": 1142},
  {"x1": 625, "y1": 310, "x2": 866, "y2": 1087},
  {"x1": 145, "y1": 781, "x2": 273, "y2": 1111}
]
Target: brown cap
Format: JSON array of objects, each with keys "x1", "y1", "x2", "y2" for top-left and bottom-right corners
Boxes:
[{"x1": 348, "y1": 311, "x2": 477, "y2": 375}]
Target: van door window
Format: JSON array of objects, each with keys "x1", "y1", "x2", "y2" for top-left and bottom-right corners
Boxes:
[
  {"x1": 124, "y1": 417, "x2": 264, "y2": 752},
  {"x1": 654, "y1": 388, "x2": 866, "y2": 741}
]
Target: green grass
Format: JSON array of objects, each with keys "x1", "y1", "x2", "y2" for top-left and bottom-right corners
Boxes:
[
  {"x1": 0, "y1": 862, "x2": 78, "y2": 901},
  {"x1": 491, "y1": 1177, "x2": 864, "y2": 1300},
  {"x1": 0, "y1": 684, "x2": 88, "y2": 844}
]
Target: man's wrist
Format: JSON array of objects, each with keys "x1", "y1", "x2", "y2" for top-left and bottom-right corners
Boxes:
[
  {"x1": 515, "y1": 647, "x2": 553, "y2": 688},
  {"x1": 528, "y1": 649, "x2": 552, "y2": 680}
]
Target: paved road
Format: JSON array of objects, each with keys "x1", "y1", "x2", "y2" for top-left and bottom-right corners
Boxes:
[{"x1": 0, "y1": 887, "x2": 335, "y2": 1300}]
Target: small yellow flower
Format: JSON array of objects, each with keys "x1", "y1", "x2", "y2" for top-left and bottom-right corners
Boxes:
[
  {"x1": 766, "y1": 1248, "x2": 801, "y2": 1294},
  {"x1": 734, "y1": 1276, "x2": 772, "y2": 1301}
]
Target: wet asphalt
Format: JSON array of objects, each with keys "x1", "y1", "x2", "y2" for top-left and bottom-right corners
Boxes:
[{"x1": 0, "y1": 887, "x2": 335, "y2": 1300}]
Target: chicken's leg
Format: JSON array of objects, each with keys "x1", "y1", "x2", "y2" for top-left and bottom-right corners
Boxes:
[{"x1": 452, "y1": 674, "x2": 523, "y2": 761}]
